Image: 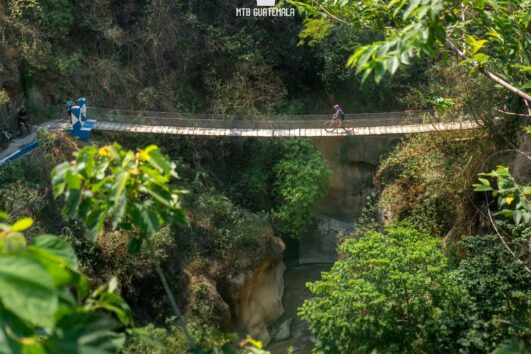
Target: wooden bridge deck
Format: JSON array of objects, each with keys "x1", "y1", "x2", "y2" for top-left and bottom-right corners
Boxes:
[
  {"x1": 43, "y1": 109, "x2": 483, "y2": 137},
  {"x1": 91, "y1": 120, "x2": 481, "y2": 137}
]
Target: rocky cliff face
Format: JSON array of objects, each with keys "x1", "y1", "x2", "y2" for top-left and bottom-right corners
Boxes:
[
  {"x1": 298, "y1": 136, "x2": 399, "y2": 263},
  {"x1": 313, "y1": 136, "x2": 400, "y2": 221},
  {"x1": 217, "y1": 235, "x2": 286, "y2": 345}
]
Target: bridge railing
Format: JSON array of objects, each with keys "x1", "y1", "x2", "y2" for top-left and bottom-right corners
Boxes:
[{"x1": 87, "y1": 108, "x2": 437, "y2": 130}]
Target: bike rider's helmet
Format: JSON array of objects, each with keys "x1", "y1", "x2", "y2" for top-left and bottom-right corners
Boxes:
[{"x1": 333, "y1": 104, "x2": 341, "y2": 110}]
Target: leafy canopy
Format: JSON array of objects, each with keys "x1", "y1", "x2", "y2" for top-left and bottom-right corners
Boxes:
[
  {"x1": 51, "y1": 144, "x2": 186, "y2": 250},
  {"x1": 473, "y1": 165, "x2": 531, "y2": 225},
  {"x1": 292, "y1": 0, "x2": 531, "y2": 95},
  {"x1": 299, "y1": 226, "x2": 474, "y2": 353},
  {"x1": 272, "y1": 139, "x2": 331, "y2": 238},
  {"x1": 457, "y1": 227, "x2": 531, "y2": 352}
]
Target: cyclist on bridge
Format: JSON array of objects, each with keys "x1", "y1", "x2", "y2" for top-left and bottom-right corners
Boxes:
[{"x1": 333, "y1": 104, "x2": 345, "y2": 126}]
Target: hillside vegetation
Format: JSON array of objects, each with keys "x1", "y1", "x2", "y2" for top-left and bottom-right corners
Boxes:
[{"x1": 0, "y1": 0, "x2": 530, "y2": 353}]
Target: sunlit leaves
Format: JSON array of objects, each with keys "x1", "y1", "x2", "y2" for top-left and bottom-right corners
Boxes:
[
  {"x1": 346, "y1": 20, "x2": 443, "y2": 83},
  {"x1": 299, "y1": 226, "x2": 474, "y2": 353},
  {"x1": 295, "y1": 0, "x2": 530, "y2": 88},
  {"x1": 427, "y1": 94, "x2": 455, "y2": 112},
  {"x1": 0, "y1": 255, "x2": 57, "y2": 328},
  {"x1": 10, "y1": 218, "x2": 33, "y2": 232},
  {"x1": 52, "y1": 144, "x2": 187, "y2": 246},
  {"x1": 467, "y1": 36, "x2": 488, "y2": 55},
  {"x1": 473, "y1": 165, "x2": 531, "y2": 225},
  {"x1": 298, "y1": 18, "x2": 333, "y2": 46},
  {"x1": 0, "y1": 217, "x2": 131, "y2": 354}
]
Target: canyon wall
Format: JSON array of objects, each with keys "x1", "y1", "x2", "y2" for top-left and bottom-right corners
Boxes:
[
  {"x1": 298, "y1": 135, "x2": 400, "y2": 263},
  {"x1": 218, "y1": 235, "x2": 286, "y2": 345}
]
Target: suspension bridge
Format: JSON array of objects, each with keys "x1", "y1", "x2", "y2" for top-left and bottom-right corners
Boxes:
[
  {"x1": 1, "y1": 108, "x2": 482, "y2": 164},
  {"x1": 74, "y1": 108, "x2": 481, "y2": 137}
]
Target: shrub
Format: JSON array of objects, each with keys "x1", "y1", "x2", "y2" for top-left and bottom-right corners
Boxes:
[
  {"x1": 272, "y1": 139, "x2": 331, "y2": 239},
  {"x1": 457, "y1": 224, "x2": 531, "y2": 352},
  {"x1": 122, "y1": 322, "x2": 187, "y2": 354},
  {"x1": 299, "y1": 226, "x2": 475, "y2": 353},
  {"x1": 376, "y1": 131, "x2": 491, "y2": 236},
  {"x1": 194, "y1": 193, "x2": 268, "y2": 260}
]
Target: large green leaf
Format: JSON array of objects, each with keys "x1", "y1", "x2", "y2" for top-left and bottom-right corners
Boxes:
[
  {"x1": 46, "y1": 313, "x2": 125, "y2": 354},
  {"x1": 0, "y1": 306, "x2": 42, "y2": 354},
  {"x1": 85, "y1": 208, "x2": 107, "y2": 242},
  {"x1": 145, "y1": 146, "x2": 171, "y2": 175},
  {"x1": 0, "y1": 256, "x2": 57, "y2": 328},
  {"x1": 30, "y1": 235, "x2": 78, "y2": 269},
  {"x1": 90, "y1": 293, "x2": 132, "y2": 326}
]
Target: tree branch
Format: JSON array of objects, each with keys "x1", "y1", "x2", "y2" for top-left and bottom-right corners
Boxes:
[
  {"x1": 145, "y1": 237, "x2": 195, "y2": 346},
  {"x1": 446, "y1": 39, "x2": 531, "y2": 103},
  {"x1": 485, "y1": 201, "x2": 531, "y2": 274},
  {"x1": 494, "y1": 109, "x2": 531, "y2": 118},
  {"x1": 319, "y1": 5, "x2": 349, "y2": 25}
]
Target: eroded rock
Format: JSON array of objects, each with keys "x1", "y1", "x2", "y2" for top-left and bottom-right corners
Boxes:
[{"x1": 219, "y1": 235, "x2": 286, "y2": 345}]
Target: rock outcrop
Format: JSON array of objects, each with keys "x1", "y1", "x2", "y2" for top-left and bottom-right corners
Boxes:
[
  {"x1": 299, "y1": 215, "x2": 355, "y2": 264},
  {"x1": 298, "y1": 136, "x2": 398, "y2": 263},
  {"x1": 218, "y1": 235, "x2": 286, "y2": 345},
  {"x1": 312, "y1": 136, "x2": 400, "y2": 221}
]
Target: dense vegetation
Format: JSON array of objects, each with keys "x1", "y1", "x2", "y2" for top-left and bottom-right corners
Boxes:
[
  {"x1": 294, "y1": 1, "x2": 530, "y2": 353},
  {"x1": 300, "y1": 226, "x2": 475, "y2": 353},
  {"x1": 0, "y1": 0, "x2": 428, "y2": 129},
  {"x1": 0, "y1": 0, "x2": 530, "y2": 353},
  {"x1": 0, "y1": 130, "x2": 331, "y2": 352}
]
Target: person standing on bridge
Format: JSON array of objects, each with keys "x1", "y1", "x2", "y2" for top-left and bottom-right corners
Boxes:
[
  {"x1": 16, "y1": 106, "x2": 31, "y2": 136},
  {"x1": 333, "y1": 104, "x2": 345, "y2": 127},
  {"x1": 66, "y1": 97, "x2": 74, "y2": 123}
]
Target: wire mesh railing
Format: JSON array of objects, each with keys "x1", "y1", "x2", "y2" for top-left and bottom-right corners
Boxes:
[{"x1": 87, "y1": 108, "x2": 440, "y2": 130}]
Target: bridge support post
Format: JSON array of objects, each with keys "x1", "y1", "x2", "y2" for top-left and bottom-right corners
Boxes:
[{"x1": 70, "y1": 98, "x2": 96, "y2": 141}]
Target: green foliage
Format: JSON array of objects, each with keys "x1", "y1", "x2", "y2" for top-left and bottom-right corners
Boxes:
[
  {"x1": 0, "y1": 155, "x2": 55, "y2": 229},
  {"x1": 377, "y1": 131, "x2": 490, "y2": 236},
  {"x1": 272, "y1": 139, "x2": 331, "y2": 238},
  {"x1": 355, "y1": 192, "x2": 380, "y2": 235},
  {"x1": 299, "y1": 226, "x2": 474, "y2": 353},
  {"x1": 492, "y1": 337, "x2": 530, "y2": 354},
  {"x1": 0, "y1": 216, "x2": 132, "y2": 354},
  {"x1": 457, "y1": 225, "x2": 531, "y2": 352},
  {"x1": 298, "y1": 18, "x2": 333, "y2": 46},
  {"x1": 122, "y1": 323, "x2": 270, "y2": 354},
  {"x1": 294, "y1": 0, "x2": 531, "y2": 91},
  {"x1": 473, "y1": 165, "x2": 531, "y2": 225},
  {"x1": 194, "y1": 193, "x2": 268, "y2": 259},
  {"x1": 51, "y1": 143, "x2": 197, "y2": 346},
  {"x1": 122, "y1": 322, "x2": 187, "y2": 354},
  {"x1": 51, "y1": 144, "x2": 186, "y2": 245}
]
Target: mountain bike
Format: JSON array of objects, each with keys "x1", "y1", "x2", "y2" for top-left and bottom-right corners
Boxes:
[{"x1": 324, "y1": 114, "x2": 353, "y2": 133}]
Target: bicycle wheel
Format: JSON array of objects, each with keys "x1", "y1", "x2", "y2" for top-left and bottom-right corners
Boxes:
[
  {"x1": 342, "y1": 120, "x2": 353, "y2": 133},
  {"x1": 324, "y1": 120, "x2": 337, "y2": 133}
]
